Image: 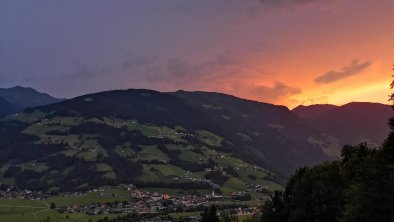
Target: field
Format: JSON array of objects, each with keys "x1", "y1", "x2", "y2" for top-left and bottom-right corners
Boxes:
[
  {"x1": 46, "y1": 191, "x2": 130, "y2": 207},
  {"x1": 0, "y1": 208, "x2": 123, "y2": 222},
  {"x1": 0, "y1": 187, "x2": 131, "y2": 222},
  {"x1": 0, "y1": 190, "x2": 261, "y2": 222},
  {"x1": 221, "y1": 178, "x2": 247, "y2": 195},
  {"x1": 0, "y1": 206, "x2": 115, "y2": 222},
  {"x1": 0, "y1": 198, "x2": 122, "y2": 222}
]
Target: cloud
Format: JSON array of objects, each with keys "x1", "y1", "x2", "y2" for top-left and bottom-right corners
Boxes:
[
  {"x1": 170, "y1": 0, "x2": 339, "y2": 26},
  {"x1": 247, "y1": 0, "x2": 338, "y2": 16},
  {"x1": 166, "y1": 58, "x2": 195, "y2": 78},
  {"x1": 258, "y1": 0, "x2": 337, "y2": 8},
  {"x1": 249, "y1": 82, "x2": 302, "y2": 102},
  {"x1": 314, "y1": 60, "x2": 371, "y2": 84},
  {"x1": 122, "y1": 55, "x2": 158, "y2": 72},
  {"x1": 118, "y1": 53, "x2": 272, "y2": 100},
  {"x1": 165, "y1": 54, "x2": 238, "y2": 80}
]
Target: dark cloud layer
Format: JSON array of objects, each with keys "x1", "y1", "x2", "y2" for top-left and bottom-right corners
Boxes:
[
  {"x1": 231, "y1": 0, "x2": 339, "y2": 23},
  {"x1": 166, "y1": 54, "x2": 238, "y2": 79},
  {"x1": 259, "y1": 0, "x2": 337, "y2": 8},
  {"x1": 314, "y1": 60, "x2": 371, "y2": 84}
]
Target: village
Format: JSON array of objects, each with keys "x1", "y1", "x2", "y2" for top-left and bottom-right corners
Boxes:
[
  {"x1": 0, "y1": 183, "x2": 267, "y2": 221},
  {"x1": 59, "y1": 186, "x2": 261, "y2": 222},
  {"x1": 0, "y1": 186, "x2": 48, "y2": 200}
]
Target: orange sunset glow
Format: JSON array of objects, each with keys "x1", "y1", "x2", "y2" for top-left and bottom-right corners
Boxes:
[{"x1": 1, "y1": 0, "x2": 393, "y2": 108}]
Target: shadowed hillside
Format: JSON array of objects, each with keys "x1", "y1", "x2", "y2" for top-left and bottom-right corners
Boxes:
[
  {"x1": 0, "y1": 89, "x2": 391, "y2": 193},
  {"x1": 0, "y1": 97, "x2": 18, "y2": 116},
  {"x1": 293, "y1": 102, "x2": 393, "y2": 147},
  {"x1": 0, "y1": 86, "x2": 63, "y2": 116},
  {"x1": 0, "y1": 89, "x2": 332, "y2": 193}
]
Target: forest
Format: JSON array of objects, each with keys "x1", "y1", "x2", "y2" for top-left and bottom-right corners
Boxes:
[{"x1": 260, "y1": 118, "x2": 394, "y2": 221}]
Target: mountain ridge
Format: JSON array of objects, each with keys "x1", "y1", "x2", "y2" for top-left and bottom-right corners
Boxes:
[
  {"x1": 292, "y1": 102, "x2": 393, "y2": 149},
  {"x1": 26, "y1": 89, "x2": 323, "y2": 175},
  {"x1": 0, "y1": 88, "x2": 392, "y2": 193},
  {"x1": 0, "y1": 86, "x2": 64, "y2": 116}
]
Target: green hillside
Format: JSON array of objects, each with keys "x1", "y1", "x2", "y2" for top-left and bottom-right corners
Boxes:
[{"x1": 4, "y1": 89, "x2": 384, "y2": 194}]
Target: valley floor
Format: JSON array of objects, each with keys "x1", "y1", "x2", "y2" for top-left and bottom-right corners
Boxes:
[{"x1": 0, "y1": 185, "x2": 266, "y2": 222}]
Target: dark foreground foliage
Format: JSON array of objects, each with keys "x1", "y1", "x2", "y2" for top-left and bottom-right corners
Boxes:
[{"x1": 261, "y1": 120, "x2": 394, "y2": 222}]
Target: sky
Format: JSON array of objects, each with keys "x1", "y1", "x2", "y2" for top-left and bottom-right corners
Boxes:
[{"x1": 1, "y1": 0, "x2": 393, "y2": 108}]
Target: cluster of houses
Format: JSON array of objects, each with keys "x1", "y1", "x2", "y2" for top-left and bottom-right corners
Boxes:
[
  {"x1": 0, "y1": 186, "x2": 48, "y2": 200},
  {"x1": 174, "y1": 174, "x2": 221, "y2": 190},
  {"x1": 59, "y1": 190, "x2": 206, "y2": 215},
  {"x1": 244, "y1": 184, "x2": 271, "y2": 194},
  {"x1": 56, "y1": 185, "x2": 262, "y2": 217},
  {"x1": 0, "y1": 184, "x2": 266, "y2": 221},
  {"x1": 153, "y1": 128, "x2": 189, "y2": 139}
]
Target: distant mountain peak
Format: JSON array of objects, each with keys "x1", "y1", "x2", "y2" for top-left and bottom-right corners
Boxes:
[
  {"x1": 342, "y1": 101, "x2": 391, "y2": 107},
  {"x1": 293, "y1": 104, "x2": 337, "y2": 109},
  {"x1": 3, "y1": 85, "x2": 50, "y2": 95},
  {"x1": 292, "y1": 104, "x2": 337, "y2": 119},
  {"x1": 0, "y1": 86, "x2": 64, "y2": 116}
]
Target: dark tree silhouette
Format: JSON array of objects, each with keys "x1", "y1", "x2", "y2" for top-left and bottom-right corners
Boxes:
[{"x1": 201, "y1": 206, "x2": 219, "y2": 222}]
